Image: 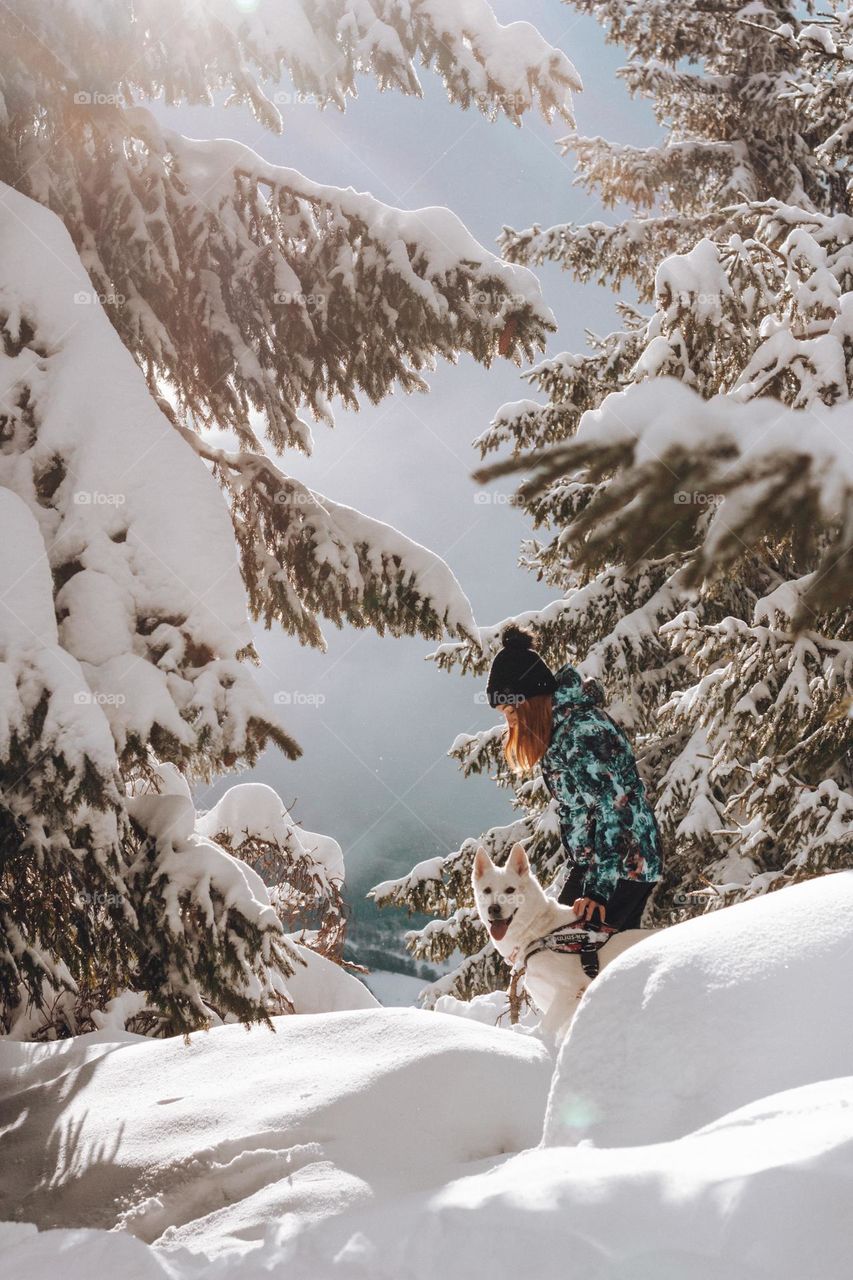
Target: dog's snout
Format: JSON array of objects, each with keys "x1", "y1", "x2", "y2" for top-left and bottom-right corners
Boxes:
[{"x1": 487, "y1": 903, "x2": 502, "y2": 919}]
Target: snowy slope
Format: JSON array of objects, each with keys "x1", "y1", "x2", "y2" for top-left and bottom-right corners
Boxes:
[
  {"x1": 284, "y1": 946, "x2": 380, "y2": 1014},
  {"x1": 3, "y1": 875, "x2": 853, "y2": 1278},
  {"x1": 360, "y1": 969, "x2": 430, "y2": 1007}
]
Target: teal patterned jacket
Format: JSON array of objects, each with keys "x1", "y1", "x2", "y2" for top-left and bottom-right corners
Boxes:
[{"x1": 539, "y1": 663, "x2": 663, "y2": 905}]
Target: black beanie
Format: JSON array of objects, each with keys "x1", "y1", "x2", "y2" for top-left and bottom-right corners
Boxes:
[{"x1": 486, "y1": 625, "x2": 557, "y2": 707}]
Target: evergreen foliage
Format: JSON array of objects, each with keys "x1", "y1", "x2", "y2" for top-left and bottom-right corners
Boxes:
[{"x1": 376, "y1": 2, "x2": 853, "y2": 1002}]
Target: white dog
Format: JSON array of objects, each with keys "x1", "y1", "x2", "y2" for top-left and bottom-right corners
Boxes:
[{"x1": 472, "y1": 842, "x2": 655, "y2": 1039}]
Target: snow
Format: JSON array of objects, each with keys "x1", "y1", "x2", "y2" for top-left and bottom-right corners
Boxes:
[
  {"x1": 360, "y1": 969, "x2": 430, "y2": 1007},
  {"x1": 283, "y1": 949, "x2": 380, "y2": 1015},
  {"x1": 435, "y1": 988, "x2": 542, "y2": 1033},
  {"x1": 277, "y1": 1076, "x2": 853, "y2": 1280},
  {"x1": 157, "y1": 120, "x2": 552, "y2": 326},
  {"x1": 191, "y1": 433, "x2": 481, "y2": 646},
  {"x1": 0, "y1": 489, "x2": 117, "y2": 776},
  {"x1": 4, "y1": 874, "x2": 853, "y2": 1277},
  {"x1": 5, "y1": 1071, "x2": 853, "y2": 1279},
  {"x1": 136, "y1": 0, "x2": 581, "y2": 121},
  {"x1": 317, "y1": 496, "x2": 479, "y2": 642},
  {"x1": 0, "y1": 1009, "x2": 551, "y2": 1256},
  {"x1": 654, "y1": 236, "x2": 734, "y2": 326},
  {"x1": 545, "y1": 871, "x2": 853, "y2": 1148},
  {"x1": 799, "y1": 22, "x2": 838, "y2": 54},
  {"x1": 127, "y1": 792, "x2": 281, "y2": 938},
  {"x1": 577, "y1": 376, "x2": 853, "y2": 528},
  {"x1": 45, "y1": 0, "x2": 582, "y2": 122},
  {"x1": 369, "y1": 855, "x2": 445, "y2": 902},
  {"x1": 195, "y1": 782, "x2": 346, "y2": 885},
  {"x1": 0, "y1": 179, "x2": 284, "y2": 771}
]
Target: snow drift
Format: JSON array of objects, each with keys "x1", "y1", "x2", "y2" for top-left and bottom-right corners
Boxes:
[
  {"x1": 545, "y1": 869, "x2": 853, "y2": 1147},
  {"x1": 0, "y1": 1009, "x2": 551, "y2": 1252},
  {"x1": 3, "y1": 875, "x2": 853, "y2": 1279}
]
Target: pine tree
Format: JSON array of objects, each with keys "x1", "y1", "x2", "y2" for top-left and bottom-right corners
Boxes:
[
  {"x1": 0, "y1": 1, "x2": 581, "y2": 1034},
  {"x1": 0, "y1": 0, "x2": 581, "y2": 648},
  {"x1": 375, "y1": 2, "x2": 853, "y2": 1004},
  {"x1": 196, "y1": 781, "x2": 349, "y2": 962}
]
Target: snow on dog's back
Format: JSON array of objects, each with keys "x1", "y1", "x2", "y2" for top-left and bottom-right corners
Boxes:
[{"x1": 545, "y1": 871, "x2": 853, "y2": 1147}]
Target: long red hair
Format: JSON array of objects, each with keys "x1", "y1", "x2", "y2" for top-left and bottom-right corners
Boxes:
[{"x1": 504, "y1": 693, "x2": 553, "y2": 771}]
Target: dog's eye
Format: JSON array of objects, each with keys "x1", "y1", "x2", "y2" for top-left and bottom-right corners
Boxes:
[
  {"x1": 483, "y1": 887, "x2": 492, "y2": 895},
  {"x1": 505, "y1": 887, "x2": 516, "y2": 895}
]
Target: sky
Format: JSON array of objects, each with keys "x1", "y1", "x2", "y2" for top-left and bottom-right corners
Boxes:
[{"x1": 159, "y1": 0, "x2": 661, "y2": 905}]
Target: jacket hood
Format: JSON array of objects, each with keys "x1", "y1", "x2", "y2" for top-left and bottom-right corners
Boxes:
[{"x1": 551, "y1": 663, "x2": 606, "y2": 714}]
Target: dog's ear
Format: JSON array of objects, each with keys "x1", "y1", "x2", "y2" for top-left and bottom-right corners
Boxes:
[
  {"x1": 508, "y1": 842, "x2": 530, "y2": 878},
  {"x1": 472, "y1": 846, "x2": 492, "y2": 881}
]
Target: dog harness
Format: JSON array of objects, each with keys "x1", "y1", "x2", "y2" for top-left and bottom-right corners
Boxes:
[{"x1": 521, "y1": 920, "x2": 617, "y2": 980}]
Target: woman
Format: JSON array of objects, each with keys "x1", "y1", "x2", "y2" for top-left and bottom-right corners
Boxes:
[{"x1": 486, "y1": 625, "x2": 663, "y2": 931}]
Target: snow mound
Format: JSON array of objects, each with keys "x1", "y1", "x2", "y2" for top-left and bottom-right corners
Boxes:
[
  {"x1": 545, "y1": 871, "x2": 853, "y2": 1147},
  {"x1": 284, "y1": 946, "x2": 379, "y2": 1014},
  {"x1": 279, "y1": 1075, "x2": 853, "y2": 1280},
  {"x1": 5, "y1": 877, "x2": 853, "y2": 1278},
  {"x1": 0, "y1": 1221, "x2": 181, "y2": 1280},
  {"x1": 5, "y1": 1074, "x2": 851, "y2": 1279},
  {"x1": 0, "y1": 1009, "x2": 551, "y2": 1253}
]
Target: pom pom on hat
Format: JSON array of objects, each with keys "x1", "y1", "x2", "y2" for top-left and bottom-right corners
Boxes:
[{"x1": 501, "y1": 625, "x2": 534, "y2": 650}]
